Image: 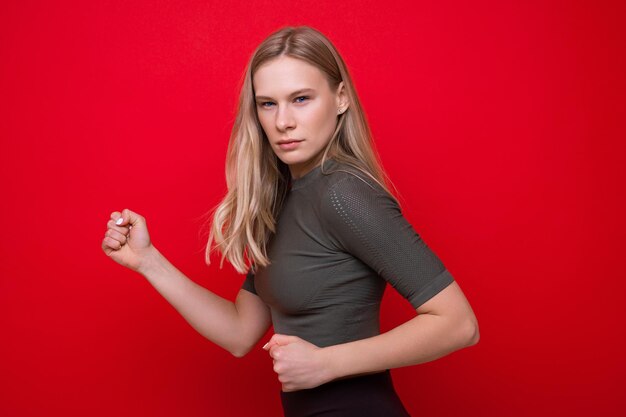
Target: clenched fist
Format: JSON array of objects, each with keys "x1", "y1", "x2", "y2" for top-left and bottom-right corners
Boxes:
[
  {"x1": 102, "y1": 208, "x2": 154, "y2": 273},
  {"x1": 263, "y1": 334, "x2": 334, "y2": 392}
]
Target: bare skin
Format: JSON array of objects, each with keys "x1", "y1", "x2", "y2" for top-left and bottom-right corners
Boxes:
[
  {"x1": 253, "y1": 55, "x2": 348, "y2": 179},
  {"x1": 102, "y1": 208, "x2": 271, "y2": 358}
]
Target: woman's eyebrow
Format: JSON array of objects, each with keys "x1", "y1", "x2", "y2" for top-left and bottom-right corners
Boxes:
[{"x1": 255, "y1": 88, "x2": 316, "y2": 101}]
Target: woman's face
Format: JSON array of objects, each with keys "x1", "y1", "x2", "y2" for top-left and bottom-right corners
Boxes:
[{"x1": 253, "y1": 56, "x2": 347, "y2": 179}]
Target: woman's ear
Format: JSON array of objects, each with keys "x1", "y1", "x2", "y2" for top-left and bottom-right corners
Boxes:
[{"x1": 336, "y1": 81, "x2": 349, "y2": 113}]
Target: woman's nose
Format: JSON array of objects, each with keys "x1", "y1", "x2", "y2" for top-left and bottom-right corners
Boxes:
[{"x1": 276, "y1": 106, "x2": 296, "y2": 131}]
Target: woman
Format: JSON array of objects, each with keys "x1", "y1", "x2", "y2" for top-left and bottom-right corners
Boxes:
[{"x1": 102, "y1": 25, "x2": 479, "y2": 417}]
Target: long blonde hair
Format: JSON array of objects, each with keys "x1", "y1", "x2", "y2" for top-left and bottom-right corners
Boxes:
[{"x1": 204, "y1": 25, "x2": 400, "y2": 274}]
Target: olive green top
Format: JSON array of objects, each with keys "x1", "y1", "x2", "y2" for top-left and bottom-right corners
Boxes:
[{"x1": 242, "y1": 158, "x2": 455, "y2": 348}]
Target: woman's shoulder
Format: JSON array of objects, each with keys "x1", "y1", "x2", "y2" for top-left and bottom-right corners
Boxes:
[
  {"x1": 322, "y1": 158, "x2": 385, "y2": 195},
  {"x1": 318, "y1": 159, "x2": 402, "y2": 236}
]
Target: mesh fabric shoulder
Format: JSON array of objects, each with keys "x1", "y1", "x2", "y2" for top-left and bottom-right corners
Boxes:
[{"x1": 320, "y1": 174, "x2": 454, "y2": 309}]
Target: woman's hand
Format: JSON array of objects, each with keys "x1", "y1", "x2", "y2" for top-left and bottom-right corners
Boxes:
[
  {"x1": 263, "y1": 334, "x2": 335, "y2": 392},
  {"x1": 101, "y1": 208, "x2": 155, "y2": 273}
]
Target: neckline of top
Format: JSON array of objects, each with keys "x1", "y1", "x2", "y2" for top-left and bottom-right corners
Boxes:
[{"x1": 289, "y1": 158, "x2": 337, "y2": 191}]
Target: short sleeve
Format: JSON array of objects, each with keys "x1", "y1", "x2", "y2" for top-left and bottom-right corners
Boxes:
[
  {"x1": 321, "y1": 175, "x2": 454, "y2": 309},
  {"x1": 241, "y1": 268, "x2": 258, "y2": 295}
]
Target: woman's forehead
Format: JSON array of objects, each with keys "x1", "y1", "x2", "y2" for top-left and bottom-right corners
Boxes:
[{"x1": 253, "y1": 56, "x2": 327, "y2": 97}]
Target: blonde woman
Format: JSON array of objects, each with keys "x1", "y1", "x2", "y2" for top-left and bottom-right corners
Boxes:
[{"x1": 102, "y1": 25, "x2": 479, "y2": 416}]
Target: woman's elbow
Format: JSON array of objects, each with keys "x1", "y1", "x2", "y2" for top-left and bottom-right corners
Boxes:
[
  {"x1": 231, "y1": 343, "x2": 253, "y2": 358},
  {"x1": 464, "y1": 319, "x2": 480, "y2": 347},
  {"x1": 231, "y1": 337, "x2": 260, "y2": 358},
  {"x1": 232, "y1": 350, "x2": 247, "y2": 359}
]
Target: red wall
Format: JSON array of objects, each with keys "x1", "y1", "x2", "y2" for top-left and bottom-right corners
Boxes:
[{"x1": 1, "y1": 1, "x2": 624, "y2": 416}]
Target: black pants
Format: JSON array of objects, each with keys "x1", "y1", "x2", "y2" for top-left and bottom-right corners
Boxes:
[{"x1": 279, "y1": 370, "x2": 412, "y2": 417}]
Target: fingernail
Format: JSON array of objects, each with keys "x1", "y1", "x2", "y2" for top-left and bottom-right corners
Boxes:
[
  {"x1": 262, "y1": 342, "x2": 269, "y2": 350},
  {"x1": 116, "y1": 218, "x2": 123, "y2": 225}
]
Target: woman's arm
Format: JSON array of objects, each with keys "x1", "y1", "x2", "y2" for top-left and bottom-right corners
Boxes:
[
  {"x1": 321, "y1": 280, "x2": 479, "y2": 380},
  {"x1": 139, "y1": 246, "x2": 271, "y2": 357},
  {"x1": 265, "y1": 177, "x2": 479, "y2": 391},
  {"x1": 265, "y1": 280, "x2": 478, "y2": 391}
]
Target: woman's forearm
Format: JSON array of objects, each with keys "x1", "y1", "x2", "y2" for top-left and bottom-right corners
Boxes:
[
  {"x1": 322, "y1": 313, "x2": 479, "y2": 380},
  {"x1": 138, "y1": 246, "x2": 243, "y2": 356}
]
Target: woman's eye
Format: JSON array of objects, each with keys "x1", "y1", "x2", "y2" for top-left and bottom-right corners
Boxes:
[{"x1": 258, "y1": 96, "x2": 309, "y2": 108}]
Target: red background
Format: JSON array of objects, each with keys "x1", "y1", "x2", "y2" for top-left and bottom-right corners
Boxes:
[{"x1": 1, "y1": 1, "x2": 624, "y2": 416}]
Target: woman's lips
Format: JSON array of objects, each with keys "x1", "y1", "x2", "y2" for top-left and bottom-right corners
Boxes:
[{"x1": 278, "y1": 140, "x2": 303, "y2": 150}]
